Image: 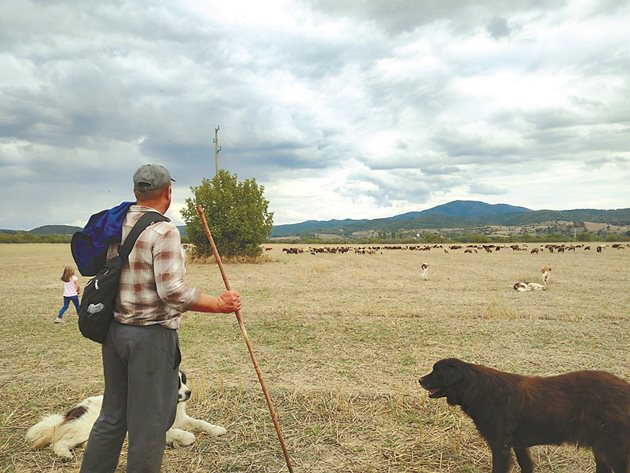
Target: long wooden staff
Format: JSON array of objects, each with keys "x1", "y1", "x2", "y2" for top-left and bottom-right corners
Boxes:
[{"x1": 196, "y1": 205, "x2": 294, "y2": 473}]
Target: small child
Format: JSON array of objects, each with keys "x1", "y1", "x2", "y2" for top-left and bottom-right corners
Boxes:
[{"x1": 56, "y1": 265, "x2": 81, "y2": 323}]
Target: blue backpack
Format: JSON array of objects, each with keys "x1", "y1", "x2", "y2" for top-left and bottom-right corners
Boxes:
[{"x1": 71, "y1": 202, "x2": 134, "y2": 276}]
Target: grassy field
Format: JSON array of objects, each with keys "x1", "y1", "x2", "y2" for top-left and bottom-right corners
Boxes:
[{"x1": 0, "y1": 243, "x2": 628, "y2": 472}]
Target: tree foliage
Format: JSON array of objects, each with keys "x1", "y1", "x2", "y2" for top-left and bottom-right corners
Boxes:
[
  {"x1": 181, "y1": 170, "x2": 273, "y2": 257},
  {"x1": 0, "y1": 232, "x2": 71, "y2": 243}
]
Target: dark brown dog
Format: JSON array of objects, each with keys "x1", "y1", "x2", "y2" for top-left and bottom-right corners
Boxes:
[{"x1": 419, "y1": 358, "x2": 630, "y2": 473}]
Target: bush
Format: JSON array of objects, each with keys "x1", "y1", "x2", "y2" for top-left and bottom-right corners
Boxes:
[{"x1": 181, "y1": 170, "x2": 273, "y2": 258}]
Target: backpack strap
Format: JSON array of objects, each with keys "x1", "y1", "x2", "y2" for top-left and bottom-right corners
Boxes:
[{"x1": 118, "y1": 211, "x2": 170, "y2": 261}]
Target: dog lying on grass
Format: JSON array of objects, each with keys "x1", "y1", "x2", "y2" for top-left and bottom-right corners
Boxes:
[
  {"x1": 26, "y1": 371, "x2": 226, "y2": 459},
  {"x1": 513, "y1": 281, "x2": 546, "y2": 292},
  {"x1": 419, "y1": 358, "x2": 630, "y2": 473}
]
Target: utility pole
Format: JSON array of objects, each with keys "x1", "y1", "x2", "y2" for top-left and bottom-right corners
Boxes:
[{"x1": 213, "y1": 125, "x2": 221, "y2": 176}]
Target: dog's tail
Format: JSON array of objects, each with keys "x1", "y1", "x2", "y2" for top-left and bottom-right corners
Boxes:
[{"x1": 26, "y1": 414, "x2": 65, "y2": 448}]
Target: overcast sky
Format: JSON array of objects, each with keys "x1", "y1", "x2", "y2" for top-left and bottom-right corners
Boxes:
[{"x1": 1, "y1": 0, "x2": 629, "y2": 230}]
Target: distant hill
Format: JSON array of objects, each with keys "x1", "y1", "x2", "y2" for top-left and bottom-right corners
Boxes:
[
  {"x1": 29, "y1": 225, "x2": 83, "y2": 235},
  {"x1": 0, "y1": 224, "x2": 188, "y2": 238},
  {"x1": 421, "y1": 200, "x2": 530, "y2": 218},
  {"x1": 488, "y1": 208, "x2": 630, "y2": 226},
  {"x1": 268, "y1": 218, "x2": 370, "y2": 237},
  {"x1": 375, "y1": 201, "x2": 530, "y2": 223},
  {"x1": 271, "y1": 200, "x2": 630, "y2": 237},
  {"x1": 0, "y1": 225, "x2": 84, "y2": 235},
  {"x1": 3, "y1": 201, "x2": 629, "y2": 240},
  {"x1": 272, "y1": 200, "x2": 530, "y2": 236}
]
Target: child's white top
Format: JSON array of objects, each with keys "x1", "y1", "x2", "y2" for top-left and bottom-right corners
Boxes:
[{"x1": 63, "y1": 275, "x2": 79, "y2": 297}]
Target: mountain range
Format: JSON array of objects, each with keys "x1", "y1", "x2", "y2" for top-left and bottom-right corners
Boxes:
[
  {"x1": 0, "y1": 225, "x2": 84, "y2": 235},
  {"x1": 2, "y1": 201, "x2": 629, "y2": 238},
  {"x1": 271, "y1": 200, "x2": 630, "y2": 237}
]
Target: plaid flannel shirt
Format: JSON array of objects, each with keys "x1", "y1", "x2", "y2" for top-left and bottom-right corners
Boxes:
[{"x1": 107, "y1": 205, "x2": 200, "y2": 329}]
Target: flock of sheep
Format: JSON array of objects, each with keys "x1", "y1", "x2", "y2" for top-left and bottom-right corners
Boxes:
[{"x1": 277, "y1": 241, "x2": 630, "y2": 293}]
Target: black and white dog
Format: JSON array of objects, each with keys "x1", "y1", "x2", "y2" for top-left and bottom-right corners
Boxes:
[{"x1": 26, "y1": 371, "x2": 226, "y2": 459}]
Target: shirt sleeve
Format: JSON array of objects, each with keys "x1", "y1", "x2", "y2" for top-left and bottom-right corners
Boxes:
[{"x1": 152, "y1": 225, "x2": 200, "y2": 312}]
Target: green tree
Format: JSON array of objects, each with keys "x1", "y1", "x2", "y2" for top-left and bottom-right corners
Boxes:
[{"x1": 181, "y1": 170, "x2": 273, "y2": 257}]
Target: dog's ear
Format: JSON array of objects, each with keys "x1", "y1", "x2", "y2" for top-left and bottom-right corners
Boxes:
[{"x1": 440, "y1": 361, "x2": 464, "y2": 386}]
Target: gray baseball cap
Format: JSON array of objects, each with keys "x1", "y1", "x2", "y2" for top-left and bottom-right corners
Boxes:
[{"x1": 133, "y1": 164, "x2": 175, "y2": 192}]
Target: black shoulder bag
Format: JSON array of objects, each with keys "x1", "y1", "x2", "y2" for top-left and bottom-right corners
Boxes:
[{"x1": 78, "y1": 211, "x2": 169, "y2": 343}]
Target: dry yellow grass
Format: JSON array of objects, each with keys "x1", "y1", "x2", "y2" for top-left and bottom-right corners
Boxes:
[{"x1": 0, "y1": 243, "x2": 628, "y2": 472}]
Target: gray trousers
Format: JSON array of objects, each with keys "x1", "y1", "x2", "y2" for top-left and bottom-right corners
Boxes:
[{"x1": 80, "y1": 321, "x2": 181, "y2": 473}]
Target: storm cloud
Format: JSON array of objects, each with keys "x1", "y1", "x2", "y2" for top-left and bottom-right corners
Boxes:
[{"x1": 1, "y1": 0, "x2": 629, "y2": 229}]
